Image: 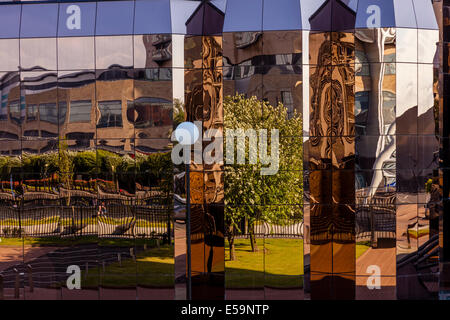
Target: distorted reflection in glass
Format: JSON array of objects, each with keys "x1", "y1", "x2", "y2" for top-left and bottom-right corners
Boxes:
[
  {"x1": 95, "y1": 68, "x2": 133, "y2": 145},
  {"x1": 95, "y1": 36, "x2": 133, "y2": 70},
  {"x1": 134, "y1": 141, "x2": 174, "y2": 300},
  {"x1": 354, "y1": 27, "x2": 397, "y2": 300},
  {"x1": 0, "y1": 139, "x2": 23, "y2": 299},
  {"x1": 22, "y1": 71, "x2": 58, "y2": 139},
  {"x1": 134, "y1": 68, "x2": 173, "y2": 140},
  {"x1": 20, "y1": 38, "x2": 57, "y2": 71},
  {"x1": 58, "y1": 70, "x2": 96, "y2": 140},
  {"x1": 58, "y1": 37, "x2": 95, "y2": 71},
  {"x1": 134, "y1": 35, "x2": 173, "y2": 69},
  {"x1": 0, "y1": 39, "x2": 19, "y2": 72}
]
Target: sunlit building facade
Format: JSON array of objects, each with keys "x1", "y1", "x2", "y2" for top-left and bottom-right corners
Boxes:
[{"x1": 0, "y1": 0, "x2": 447, "y2": 300}]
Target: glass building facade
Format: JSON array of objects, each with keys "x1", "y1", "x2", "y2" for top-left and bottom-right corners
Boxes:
[{"x1": 0, "y1": 0, "x2": 447, "y2": 300}]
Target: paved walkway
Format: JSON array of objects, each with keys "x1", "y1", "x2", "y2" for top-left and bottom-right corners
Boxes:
[{"x1": 0, "y1": 245, "x2": 58, "y2": 272}]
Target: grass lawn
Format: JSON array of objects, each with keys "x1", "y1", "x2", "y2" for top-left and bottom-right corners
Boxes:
[
  {"x1": 408, "y1": 227, "x2": 429, "y2": 239},
  {"x1": 225, "y1": 238, "x2": 371, "y2": 289},
  {"x1": 0, "y1": 236, "x2": 166, "y2": 248},
  {"x1": 225, "y1": 238, "x2": 303, "y2": 289},
  {"x1": 356, "y1": 242, "x2": 371, "y2": 259},
  {"x1": 1, "y1": 217, "x2": 169, "y2": 228},
  {"x1": 82, "y1": 245, "x2": 174, "y2": 288}
]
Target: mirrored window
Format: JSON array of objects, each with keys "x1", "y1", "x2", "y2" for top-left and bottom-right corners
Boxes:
[
  {"x1": 263, "y1": 0, "x2": 301, "y2": 31},
  {"x1": 0, "y1": 39, "x2": 19, "y2": 71},
  {"x1": 96, "y1": 1, "x2": 134, "y2": 36},
  {"x1": 58, "y1": 37, "x2": 95, "y2": 70},
  {"x1": 69, "y1": 100, "x2": 92, "y2": 123},
  {"x1": 20, "y1": 38, "x2": 57, "y2": 70},
  {"x1": 21, "y1": 71, "x2": 58, "y2": 138},
  {"x1": 134, "y1": 35, "x2": 172, "y2": 69},
  {"x1": 0, "y1": 5, "x2": 20, "y2": 39},
  {"x1": 39, "y1": 103, "x2": 58, "y2": 124},
  {"x1": 21, "y1": 4, "x2": 58, "y2": 38},
  {"x1": 134, "y1": 0, "x2": 171, "y2": 35},
  {"x1": 97, "y1": 100, "x2": 123, "y2": 128},
  {"x1": 223, "y1": 0, "x2": 263, "y2": 32},
  {"x1": 413, "y1": 0, "x2": 438, "y2": 30},
  {"x1": 397, "y1": 28, "x2": 417, "y2": 63},
  {"x1": 96, "y1": 36, "x2": 133, "y2": 69},
  {"x1": 393, "y1": 0, "x2": 417, "y2": 28}
]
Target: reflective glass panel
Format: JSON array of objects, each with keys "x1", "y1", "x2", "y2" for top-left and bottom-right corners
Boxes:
[
  {"x1": 262, "y1": 0, "x2": 301, "y2": 31},
  {"x1": 134, "y1": 35, "x2": 173, "y2": 69},
  {"x1": 393, "y1": 0, "x2": 417, "y2": 28},
  {"x1": 134, "y1": 0, "x2": 172, "y2": 35},
  {"x1": 413, "y1": 0, "x2": 439, "y2": 30},
  {"x1": 20, "y1": 38, "x2": 57, "y2": 71},
  {"x1": 0, "y1": 5, "x2": 20, "y2": 39},
  {"x1": 96, "y1": 1, "x2": 134, "y2": 36},
  {"x1": 21, "y1": 4, "x2": 58, "y2": 38},
  {"x1": 223, "y1": 0, "x2": 263, "y2": 32},
  {"x1": 96, "y1": 36, "x2": 133, "y2": 70},
  {"x1": 58, "y1": 37, "x2": 95, "y2": 70},
  {"x1": 0, "y1": 39, "x2": 19, "y2": 71}
]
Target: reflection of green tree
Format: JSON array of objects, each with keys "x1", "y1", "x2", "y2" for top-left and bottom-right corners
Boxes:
[
  {"x1": 224, "y1": 94, "x2": 303, "y2": 260},
  {"x1": 0, "y1": 145, "x2": 173, "y2": 199},
  {"x1": 173, "y1": 98, "x2": 185, "y2": 128},
  {"x1": 59, "y1": 139, "x2": 73, "y2": 205}
]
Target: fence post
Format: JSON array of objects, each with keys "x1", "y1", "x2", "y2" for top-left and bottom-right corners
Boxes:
[
  {"x1": 0, "y1": 274, "x2": 3, "y2": 300},
  {"x1": 27, "y1": 264, "x2": 33, "y2": 293},
  {"x1": 167, "y1": 210, "x2": 171, "y2": 245},
  {"x1": 13, "y1": 268, "x2": 19, "y2": 299}
]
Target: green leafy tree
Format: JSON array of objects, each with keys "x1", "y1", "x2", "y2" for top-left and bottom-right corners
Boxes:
[
  {"x1": 58, "y1": 139, "x2": 74, "y2": 206},
  {"x1": 224, "y1": 94, "x2": 303, "y2": 260}
]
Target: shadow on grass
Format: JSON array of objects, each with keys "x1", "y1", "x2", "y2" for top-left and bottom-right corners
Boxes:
[
  {"x1": 83, "y1": 245, "x2": 175, "y2": 288},
  {"x1": 225, "y1": 238, "x2": 304, "y2": 289}
]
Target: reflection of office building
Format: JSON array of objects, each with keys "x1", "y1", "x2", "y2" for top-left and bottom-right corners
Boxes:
[{"x1": 0, "y1": 0, "x2": 447, "y2": 301}]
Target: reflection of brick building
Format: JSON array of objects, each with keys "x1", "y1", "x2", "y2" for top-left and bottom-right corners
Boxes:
[
  {"x1": 0, "y1": 35, "x2": 174, "y2": 156},
  {"x1": 223, "y1": 31, "x2": 302, "y2": 117}
]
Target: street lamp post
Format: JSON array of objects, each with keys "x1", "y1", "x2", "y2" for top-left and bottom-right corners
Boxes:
[
  {"x1": 186, "y1": 161, "x2": 192, "y2": 300},
  {"x1": 174, "y1": 121, "x2": 199, "y2": 301}
]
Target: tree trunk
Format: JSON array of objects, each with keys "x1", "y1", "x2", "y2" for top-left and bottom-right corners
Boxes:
[
  {"x1": 248, "y1": 222, "x2": 259, "y2": 252},
  {"x1": 229, "y1": 236, "x2": 236, "y2": 261}
]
